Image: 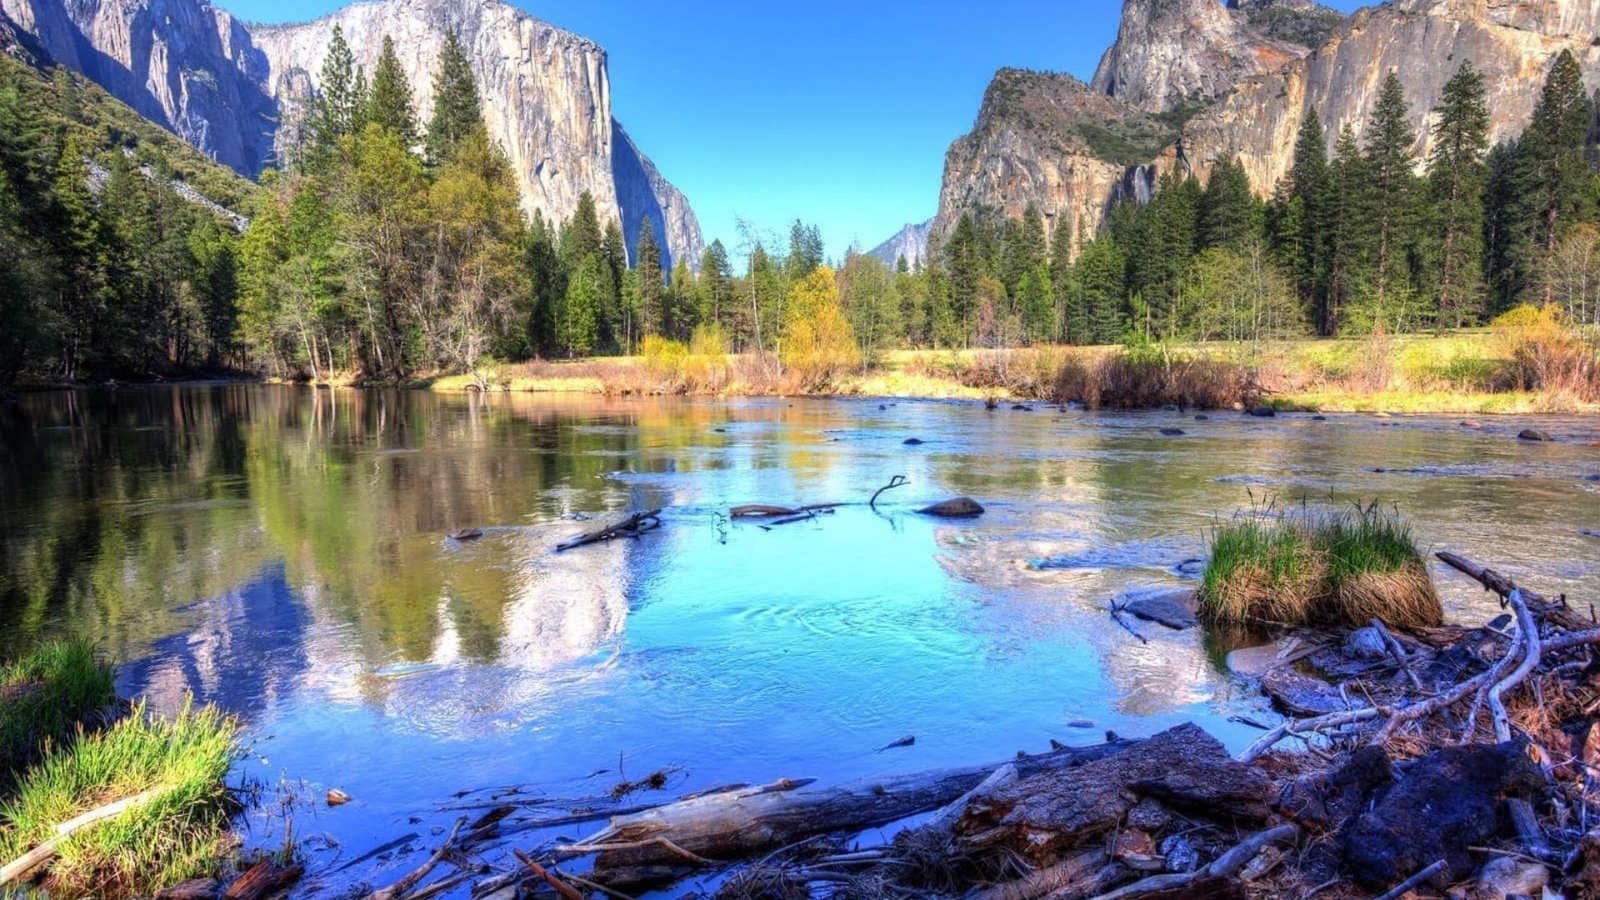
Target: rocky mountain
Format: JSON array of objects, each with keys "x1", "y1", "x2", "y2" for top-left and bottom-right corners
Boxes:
[
  {"x1": 1091, "y1": 0, "x2": 1311, "y2": 114},
  {"x1": 0, "y1": 0, "x2": 704, "y2": 269},
  {"x1": 868, "y1": 219, "x2": 932, "y2": 270},
  {"x1": 933, "y1": 0, "x2": 1600, "y2": 260}
]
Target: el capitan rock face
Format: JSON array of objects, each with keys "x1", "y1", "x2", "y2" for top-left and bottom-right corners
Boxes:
[
  {"x1": 933, "y1": 0, "x2": 1600, "y2": 260},
  {"x1": 0, "y1": 0, "x2": 703, "y2": 269}
]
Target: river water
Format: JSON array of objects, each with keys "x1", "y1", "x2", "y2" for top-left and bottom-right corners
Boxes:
[{"x1": 1, "y1": 385, "x2": 1596, "y2": 892}]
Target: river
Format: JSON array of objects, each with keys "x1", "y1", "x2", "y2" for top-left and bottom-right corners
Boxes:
[{"x1": 1, "y1": 385, "x2": 1596, "y2": 892}]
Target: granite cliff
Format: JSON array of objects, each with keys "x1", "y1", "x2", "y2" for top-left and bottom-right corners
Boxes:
[{"x1": 0, "y1": 0, "x2": 704, "y2": 268}]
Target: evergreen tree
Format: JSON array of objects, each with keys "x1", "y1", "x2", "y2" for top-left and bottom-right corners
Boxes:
[
  {"x1": 1073, "y1": 235, "x2": 1125, "y2": 344},
  {"x1": 1289, "y1": 109, "x2": 1333, "y2": 332},
  {"x1": 1200, "y1": 157, "x2": 1257, "y2": 251},
  {"x1": 786, "y1": 220, "x2": 823, "y2": 279},
  {"x1": 308, "y1": 25, "x2": 362, "y2": 166},
  {"x1": 1427, "y1": 61, "x2": 1491, "y2": 327},
  {"x1": 634, "y1": 216, "x2": 664, "y2": 336},
  {"x1": 562, "y1": 253, "x2": 605, "y2": 355},
  {"x1": 1048, "y1": 215, "x2": 1074, "y2": 341},
  {"x1": 699, "y1": 239, "x2": 733, "y2": 334},
  {"x1": 425, "y1": 29, "x2": 483, "y2": 167},
  {"x1": 1521, "y1": 50, "x2": 1594, "y2": 302},
  {"x1": 943, "y1": 213, "x2": 983, "y2": 345},
  {"x1": 365, "y1": 37, "x2": 419, "y2": 149},
  {"x1": 1363, "y1": 72, "x2": 1424, "y2": 326},
  {"x1": 600, "y1": 219, "x2": 627, "y2": 350},
  {"x1": 561, "y1": 192, "x2": 604, "y2": 268},
  {"x1": 525, "y1": 210, "x2": 564, "y2": 356},
  {"x1": 1326, "y1": 125, "x2": 1371, "y2": 333},
  {"x1": 1000, "y1": 203, "x2": 1047, "y2": 296},
  {"x1": 1019, "y1": 263, "x2": 1053, "y2": 343}
]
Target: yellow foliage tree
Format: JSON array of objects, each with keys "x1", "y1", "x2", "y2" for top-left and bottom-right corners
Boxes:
[{"x1": 780, "y1": 267, "x2": 860, "y2": 387}]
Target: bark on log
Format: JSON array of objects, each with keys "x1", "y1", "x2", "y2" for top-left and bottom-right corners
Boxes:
[
  {"x1": 569, "y1": 739, "x2": 1139, "y2": 879},
  {"x1": 223, "y1": 861, "x2": 304, "y2": 900}
]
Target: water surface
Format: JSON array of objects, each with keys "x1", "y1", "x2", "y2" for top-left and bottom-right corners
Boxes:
[{"x1": 2, "y1": 386, "x2": 1596, "y2": 892}]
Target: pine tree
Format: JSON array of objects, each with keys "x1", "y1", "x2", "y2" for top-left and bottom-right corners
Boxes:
[
  {"x1": 1289, "y1": 109, "x2": 1333, "y2": 333},
  {"x1": 560, "y1": 192, "x2": 604, "y2": 268},
  {"x1": 1363, "y1": 72, "x2": 1424, "y2": 326},
  {"x1": 309, "y1": 25, "x2": 362, "y2": 166},
  {"x1": 525, "y1": 210, "x2": 564, "y2": 356},
  {"x1": 1019, "y1": 263, "x2": 1054, "y2": 343},
  {"x1": 600, "y1": 219, "x2": 627, "y2": 350},
  {"x1": 1000, "y1": 203, "x2": 1047, "y2": 296},
  {"x1": 425, "y1": 29, "x2": 483, "y2": 167},
  {"x1": 943, "y1": 213, "x2": 982, "y2": 345},
  {"x1": 1427, "y1": 61, "x2": 1490, "y2": 327},
  {"x1": 1048, "y1": 215, "x2": 1074, "y2": 341},
  {"x1": 562, "y1": 253, "x2": 605, "y2": 356},
  {"x1": 1074, "y1": 235, "x2": 1125, "y2": 344},
  {"x1": 1327, "y1": 125, "x2": 1370, "y2": 333},
  {"x1": 634, "y1": 216, "x2": 664, "y2": 336},
  {"x1": 699, "y1": 239, "x2": 732, "y2": 334},
  {"x1": 786, "y1": 220, "x2": 823, "y2": 279},
  {"x1": 365, "y1": 37, "x2": 418, "y2": 149},
  {"x1": 1522, "y1": 50, "x2": 1594, "y2": 302},
  {"x1": 1200, "y1": 157, "x2": 1257, "y2": 251}
]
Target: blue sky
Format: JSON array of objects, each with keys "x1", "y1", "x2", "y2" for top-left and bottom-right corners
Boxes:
[{"x1": 225, "y1": 0, "x2": 1363, "y2": 259}]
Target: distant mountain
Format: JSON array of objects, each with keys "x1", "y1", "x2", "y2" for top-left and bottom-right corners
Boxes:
[
  {"x1": 0, "y1": 0, "x2": 705, "y2": 269},
  {"x1": 867, "y1": 220, "x2": 932, "y2": 270}
]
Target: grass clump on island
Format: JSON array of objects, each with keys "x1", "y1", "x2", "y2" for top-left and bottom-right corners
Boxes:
[
  {"x1": 1199, "y1": 503, "x2": 1442, "y2": 630},
  {"x1": 0, "y1": 643, "x2": 241, "y2": 898},
  {"x1": 0, "y1": 642, "x2": 116, "y2": 790}
]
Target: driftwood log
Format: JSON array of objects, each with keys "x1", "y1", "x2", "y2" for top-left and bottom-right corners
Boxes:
[
  {"x1": 0, "y1": 788, "x2": 167, "y2": 888},
  {"x1": 561, "y1": 739, "x2": 1138, "y2": 882},
  {"x1": 555, "y1": 510, "x2": 663, "y2": 552}
]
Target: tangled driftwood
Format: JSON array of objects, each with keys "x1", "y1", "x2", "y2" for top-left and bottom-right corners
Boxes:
[{"x1": 555, "y1": 510, "x2": 664, "y2": 552}]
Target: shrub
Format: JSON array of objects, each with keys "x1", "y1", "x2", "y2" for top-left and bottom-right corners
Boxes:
[
  {"x1": 1199, "y1": 503, "x2": 1441, "y2": 629},
  {"x1": 1491, "y1": 304, "x2": 1598, "y2": 400},
  {"x1": 641, "y1": 334, "x2": 690, "y2": 392},
  {"x1": 780, "y1": 268, "x2": 861, "y2": 389}
]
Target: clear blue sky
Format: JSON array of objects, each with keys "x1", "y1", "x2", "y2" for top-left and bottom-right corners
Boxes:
[{"x1": 224, "y1": 0, "x2": 1364, "y2": 259}]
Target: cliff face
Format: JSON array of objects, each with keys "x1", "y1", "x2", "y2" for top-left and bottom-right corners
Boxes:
[
  {"x1": 932, "y1": 69, "x2": 1181, "y2": 255},
  {"x1": 1091, "y1": 0, "x2": 1310, "y2": 113},
  {"x1": 1183, "y1": 0, "x2": 1600, "y2": 195},
  {"x1": 934, "y1": 0, "x2": 1600, "y2": 260},
  {"x1": 0, "y1": 0, "x2": 704, "y2": 269}
]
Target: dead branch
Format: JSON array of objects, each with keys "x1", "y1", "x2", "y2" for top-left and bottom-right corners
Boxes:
[
  {"x1": 870, "y1": 475, "x2": 910, "y2": 511},
  {"x1": 1370, "y1": 859, "x2": 1446, "y2": 900},
  {"x1": 556, "y1": 510, "x2": 663, "y2": 552},
  {"x1": 1088, "y1": 824, "x2": 1299, "y2": 900},
  {"x1": 1370, "y1": 618, "x2": 1422, "y2": 691},
  {"x1": 514, "y1": 850, "x2": 584, "y2": 900},
  {"x1": 1, "y1": 788, "x2": 167, "y2": 888},
  {"x1": 365, "y1": 817, "x2": 464, "y2": 900}
]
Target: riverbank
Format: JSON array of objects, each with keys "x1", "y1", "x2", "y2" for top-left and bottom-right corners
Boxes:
[{"x1": 409, "y1": 332, "x2": 1598, "y2": 415}]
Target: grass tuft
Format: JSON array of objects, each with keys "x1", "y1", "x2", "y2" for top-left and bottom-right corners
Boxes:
[
  {"x1": 0, "y1": 642, "x2": 116, "y2": 791},
  {"x1": 0, "y1": 698, "x2": 239, "y2": 897},
  {"x1": 1199, "y1": 502, "x2": 1442, "y2": 629}
]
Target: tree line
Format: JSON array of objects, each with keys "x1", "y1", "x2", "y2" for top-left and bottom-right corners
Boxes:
[{"x1": 4, "y1": 41, "x2": 1599, "y2": 387}]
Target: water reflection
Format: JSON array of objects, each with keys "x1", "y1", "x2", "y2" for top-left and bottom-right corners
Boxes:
[{"x1": 1, "y1": 386, "x2": 1597, "y2": 884}]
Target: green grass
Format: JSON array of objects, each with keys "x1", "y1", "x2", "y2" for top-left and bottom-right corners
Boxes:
[
  {"x1": 0, "y1": 642, "x2": 116, "y2": 792},
  {"x1": 1199, "y1": 504, "x2": 1442, "y2": 629},
  {"x1": 0, "y1": 699, "x2": 239, "y2": 897}
]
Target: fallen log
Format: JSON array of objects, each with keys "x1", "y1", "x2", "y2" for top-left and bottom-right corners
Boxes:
[
  {"x1": 559, "y1": 739, "x2": 1139, "y2": 882},
  {"x1": 223, "y1": 860, "x2": 304, "y2": 900},
  {"x1": 0, "y1": 787, "x2": 167, "y2": 888},
  {"x1": 555, "y1": 510, "x2": 663, "y2": 553}
]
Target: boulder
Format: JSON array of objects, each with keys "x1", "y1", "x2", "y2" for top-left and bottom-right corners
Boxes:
[
  {"x1": 1248, "y1": 406, "x2": 1277, "y2": 418},
  {"x1": 918, "y1": 498, "x2": 985, "y2": 518},
  {"x1": 1340, "y1": 742, "x2": 1543, "y2": 889},
  {"x1": 1519, "y1": 429, "x2": 1553, "y2": 442},
  {"x1": 1119, "y1": 587, "x2": 1199, "y2": 630},
  {"x1": 958, "y1": 723, "x2": 1272, "y2": 861},
  {"x1": 1159, "y1": 427, "x2": 1186, "y2": 436}
]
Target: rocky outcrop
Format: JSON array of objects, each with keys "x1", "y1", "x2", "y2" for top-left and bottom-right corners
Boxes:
[
  {"x1": 1091, "y1": 0, "x2": 1310, "y2": 114},
  {"x1": 0, "y1": 0, "x2": 704, "y2": 269},
  {"x1": 933, "y1": 0, "x2": 1600, "y2": 261},
  {"x1": 931, "y1": 69, "x2": 1180, "y2": 256},
  {"x1": 867, "y1": 219, "x2": 931, "y2": 269}
]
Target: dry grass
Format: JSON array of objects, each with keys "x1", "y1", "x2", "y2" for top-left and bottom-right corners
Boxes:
[{"x1": 1199, "y1": 503, "x2": 1442, "y2": 629}]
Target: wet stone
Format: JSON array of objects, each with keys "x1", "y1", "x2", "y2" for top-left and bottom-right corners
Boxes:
[
  {"x1": 919, "y1": 497, "x2": 985, "y2": 518},
  {"x1": 902, "y1": 437, "x2": 925, "y2": 445},
  {"x1": 1159, "y1": 428, "x2": 1185, "y2": 436},
  {"x1": 1260, "y1": 667, "x2": 1346, "y2": 717},
  {"x1": 1118, "y1": 587, "x2": 1198, "y2": 630},
  {"x1": 1248, "y1": 406, "x2": 1277, "y2": 418},
  {"x1": 1519, "y1": 429, "x2": 1554, "y2": 441}
]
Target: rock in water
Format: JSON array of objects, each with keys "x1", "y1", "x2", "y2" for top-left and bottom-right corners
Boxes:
[
  {"x1": 1519, "y1": 429, "x2": 1554, "y2": 442},
  {"x1": 1340, "y1": 742, "x2": 1543, "y2": 888},
  {"x1": 1118, "y1": 587, "x2": 1198, "y2": 630},
  {"x1": 918, "y1": 498, "x2": 985, "y2": 518},
  {"x1": 1248, "y1": 406, "x2": 1277, "y2": 418},
  {"x1": 1159, "y1": 427, "x2": 1185, "y2": 436},
  {"x1": 326, "y1": 788, "x2": 351, "y2": 807},
  {"x1": 903, "y1": 437, "x2": 925, "y2": 445}
]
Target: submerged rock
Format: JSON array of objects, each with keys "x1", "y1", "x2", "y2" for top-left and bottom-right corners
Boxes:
[
  {"x1": 1519, "y1": 429, "x2": 1554, "y2": 441},
  {"x1": 919, "y1": 498, "x2": 985, "y2": 518},
  {"x1": 903, "y1": 437, "x2": 925, "y2": 445},
  {"x1": 1118, "y1": 587, "x2": 1198, "y2": 630},
  {"x1": 1340, "y1": 742, "x2": 1543, "y2": 888},
  {"x1": 1159, "y1": 427, "x2": 1186, "y2": 436}
]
